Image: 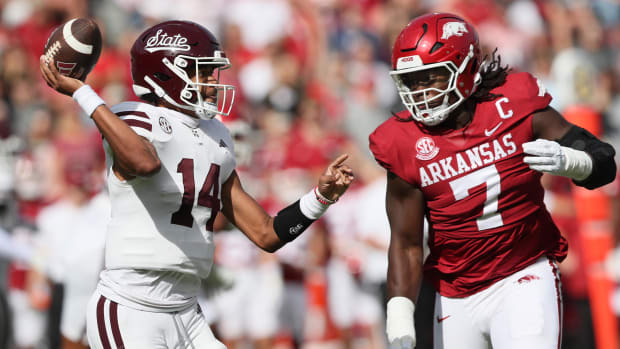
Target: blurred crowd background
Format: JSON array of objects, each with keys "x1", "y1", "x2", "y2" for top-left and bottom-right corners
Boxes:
[{"x1": 0, "y1": 0, "x2": 619, "y2": 348}]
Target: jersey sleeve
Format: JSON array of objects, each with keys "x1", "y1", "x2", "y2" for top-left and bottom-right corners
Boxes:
[
  {"x1": 369, "y1": 126, "x2": 394, "y2": 172},
  {"x1": 369, "y1": 119, "x2": 413, "y2": 183},
  {"x1": 501, "y1": 72, "x2": 552, "y2": 117},
  {"x1": 110, "y1": 102, "x2": 157, "y2": 142}
]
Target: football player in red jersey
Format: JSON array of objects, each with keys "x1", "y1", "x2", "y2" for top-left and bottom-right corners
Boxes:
[
  {"x1": 369, "y1": 13, "x2": 616, "y2": 349},
  {"x1": 39, "y1": 20, "x2": 354, "y2": 348}
]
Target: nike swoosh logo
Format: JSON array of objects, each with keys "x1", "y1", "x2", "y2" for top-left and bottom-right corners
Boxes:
[
  {"x1": 484, "y1": 122, "x2": 503, "y2": 136},
  {"x1": 437, "y1": 315, "x2": 451, "y2": 323}
]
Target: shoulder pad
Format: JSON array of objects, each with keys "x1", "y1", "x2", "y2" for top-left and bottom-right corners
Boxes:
[
  {"x1": 497, "y1": 72, "x2": 551, "y2": 111},
  {"x1": 110, "y1": 102, "x2": 172, "y2": 143},
  {"x1": 201, "y1": 118, "x2": 237, "y2": 179},
  {"x1": 369, "y1": 117, "x2": 416, "y2": 183},
  {"x1": 202, "y1": 118, "x2": 235, "y2": 152},
  {"x1": 478, "y1": 72, "x2": 552, "y2": 125}
]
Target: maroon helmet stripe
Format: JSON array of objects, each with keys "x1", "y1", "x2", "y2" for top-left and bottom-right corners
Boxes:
[
  {"x1": 116, "y1": 111, "x2": 150, "y2": 120},
  {"x1": 109, "y1": 301, "x2": 125, "y2": 349},
  {"x1": 123, "y1": 119, "x2": 152, "y2": 131},
  {"x1": 96, "y1": 296, "x2": 112, "y2": 349}
]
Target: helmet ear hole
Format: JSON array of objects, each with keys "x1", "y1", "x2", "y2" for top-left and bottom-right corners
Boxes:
[
  {"x1": 430, "y1": 42, "x2": 444, "y2": 54},
  {"x1": 154, "y1": 72, "x2": 170, "y2": 81}
]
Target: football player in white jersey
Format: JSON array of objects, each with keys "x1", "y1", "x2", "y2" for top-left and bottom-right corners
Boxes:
[{"x1": 39, "y1": 20, "x2": 354, "y2": 349}]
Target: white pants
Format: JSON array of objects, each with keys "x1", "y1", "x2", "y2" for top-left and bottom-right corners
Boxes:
[
  {"x1": 87, "y1": 291, "x2": 226, "y2": 349},
  {"x1": 434, "y1": 257, "x2": 563, "y2": 349}
]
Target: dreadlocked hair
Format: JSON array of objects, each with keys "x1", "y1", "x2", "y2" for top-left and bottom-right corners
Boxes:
[{"x1": 470, "y1": 48, "x2": 511, "y2": 103}]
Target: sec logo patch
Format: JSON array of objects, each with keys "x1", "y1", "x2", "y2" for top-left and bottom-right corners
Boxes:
[
  {"x1": 159, "y1": 117, "x2": 172, "y2": 134},
  {"x1": 415, "y1": 137, "x2": 439, "y2": 161}
]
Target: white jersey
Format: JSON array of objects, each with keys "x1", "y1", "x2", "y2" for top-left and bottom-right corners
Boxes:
[{"x1": 104, "y1": 101, "x2": 236, "y2": 279}]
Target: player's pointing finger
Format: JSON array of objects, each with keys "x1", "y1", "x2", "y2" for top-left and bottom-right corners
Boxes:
[{"x1": 329, "y1": 154, "x2": 349, "y2": 170}]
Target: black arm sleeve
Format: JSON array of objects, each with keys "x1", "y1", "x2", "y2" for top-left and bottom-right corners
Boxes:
[
  {"x1": 273, "y1": 200, "x2": 315, "y2": 243},
  {"x1": 557, "y1": 125, "x2": 617, "y2": 189}
]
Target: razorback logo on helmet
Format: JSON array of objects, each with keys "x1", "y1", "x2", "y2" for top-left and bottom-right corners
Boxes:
[
  {"x1": 441, "y1": 22, "x2": 468, "y2": 40},
  {"x1": 416, "y1": 137, "x2": 439, "y2": 161},
  {"x1": 56, "y1": 61, "x2": 76, "y2": 75},
  {"x1": 145, "y1": 29, "x2": 191, "y2": 53}
]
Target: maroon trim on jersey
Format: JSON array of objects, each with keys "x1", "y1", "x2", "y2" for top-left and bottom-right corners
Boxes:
[
  {"x1": 109, "y1": 301, "x2": 125, "y2": 349},
  {"x1": 116, "y1": 110, "x2": 150, "y2": 121},
  {"x1": 123, "y1": 119, "x2": 152, "y2": 131},
  {"x1": 548, "y1": 258, "x2": 563, "y2": 349},
  {"x1": 96, "y1": 296, "x2": 112, "y2": 349}
]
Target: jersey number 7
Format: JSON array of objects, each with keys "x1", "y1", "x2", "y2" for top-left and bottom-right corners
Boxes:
[
  {"x1": 171, "y1": 159, "x2": 221, "y2": 231},
  {"x1": 449, "y1": 164, "x2": 503, "y2": 231}
]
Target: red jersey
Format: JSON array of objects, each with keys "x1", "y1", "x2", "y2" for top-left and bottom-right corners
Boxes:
[{"x1": 369, "y1": 72, "x2": 567, "y2": 297}]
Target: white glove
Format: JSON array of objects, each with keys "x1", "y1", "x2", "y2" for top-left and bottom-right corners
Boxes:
[
  {"x1": 386, "y1": 297, "x2": 416, "y2": 349},
  {"x1": 522, "y1": 139, "x2": 592, "y2": 180}
]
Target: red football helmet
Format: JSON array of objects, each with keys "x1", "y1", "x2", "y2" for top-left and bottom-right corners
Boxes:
[
  {"x1": 131, "y1": 20, "x2": 235, "y2": 119},
  {"x1": 391, "y1": 13, "x2": 482, "y2": 126}
]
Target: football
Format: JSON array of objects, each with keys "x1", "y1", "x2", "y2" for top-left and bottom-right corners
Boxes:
[{"x1": 43, "y1": 18, "x2": 102, "y2": 81}]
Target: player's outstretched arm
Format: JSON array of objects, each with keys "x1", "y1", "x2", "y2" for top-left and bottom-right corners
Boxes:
[
  {"x1": 39, "y1": 56, "x2": 161, "y2": 177},
  {"x1": 384, "y1": 171, "x2": 425, "y2": 349},
  {"x1": 522, "y1": 107, "x2": 616, "y2": 189},
  {"x1": 221, "y1": 154, "x2": 354, "y2": 252}
]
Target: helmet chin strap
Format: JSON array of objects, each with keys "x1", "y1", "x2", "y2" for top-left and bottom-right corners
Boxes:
[{"x1": 195, "y1": 101, "x2": 218, "y2": 119}]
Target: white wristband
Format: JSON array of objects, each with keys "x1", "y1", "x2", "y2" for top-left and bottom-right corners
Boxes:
[
  {"x1": 314, "y1": 186, "x2": 337, "y2": 205},
  {"x1": 561, "y1": 146, "x2": 592, "y2": 181},
  {"x1": 386, "y1": 296, "x2": 416, "y2": 343},
  {"x1": 299, "y1": 189, "x2": 330, "y2": 220},
  {"x1": 72, "y1": 85, "x2": 105, "y2": 117}
]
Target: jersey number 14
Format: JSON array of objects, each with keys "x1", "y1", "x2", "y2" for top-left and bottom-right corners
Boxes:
[{"x1": 171, "y1": 159, "x2": 221, "y2": 231}]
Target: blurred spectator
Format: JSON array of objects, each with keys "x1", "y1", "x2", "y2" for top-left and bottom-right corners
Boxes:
[
  {"x1": 206, "y1": 118, "x2": 284, "y2": 349},
  {"x1": 29, "y1": 152, "x2": 108, "y2": 349},
  {"x1": 323, "y1": 146, "x2": 390, "y2": 349},
  {"x1": 210, "y1": 228, "x2": 283, "y2": 349}
]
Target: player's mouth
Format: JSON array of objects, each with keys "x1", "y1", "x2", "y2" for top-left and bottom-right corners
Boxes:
[
  {"x1": 426, "y1": 94, "x2": 448, "y2": 109},
  {"x1": 428, "y1": 102, "x2": 442, "y2": 109},
  {"x1": 204, "y1": 95, "x2": 216, "y2": 104},
  {"x1": 199, "y1": 86, "x2": 217, "y2": 104}
]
